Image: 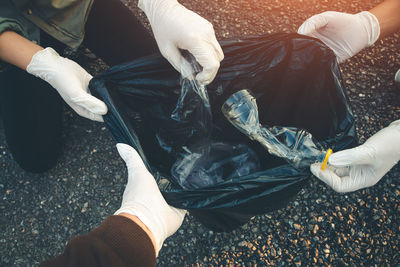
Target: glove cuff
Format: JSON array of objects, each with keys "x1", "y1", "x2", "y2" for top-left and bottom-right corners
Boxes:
[
  {"x1": 357, "y1": 11, "x2": 380, "y2": 47},
  {"x1": 26, "y1": 47, "x2": 60, "y2": 80}
]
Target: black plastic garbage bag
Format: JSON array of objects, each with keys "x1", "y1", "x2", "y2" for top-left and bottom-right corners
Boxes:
[{"x1": 90, "y1": 33, "x2": 357, "y2": 232}]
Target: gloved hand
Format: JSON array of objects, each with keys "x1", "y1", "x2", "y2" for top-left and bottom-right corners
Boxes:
[
  {"x1": 138, "y1": 0, "x2": 223, "y2": 85},
  {"x1": 311, "y1": 120, "x2": 400, "y2": 193},
  {"x1": 26, "y1": 47, "x2": 107, "y2": 122},
  {"x1": 298, "y1": 11, "x2": 380, "y2": 63},
  {"x1": 114, "y1": 143, "x2": 186, "y2": 255}
]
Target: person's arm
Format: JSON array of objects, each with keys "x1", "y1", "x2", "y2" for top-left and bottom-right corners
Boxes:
[
  {"x1": 0, "y1": 31, "x2": 107, "y2": 122},
  {"x1": 369, "y1": 0, "x2": 400, "y2": 39},
  {"x1": 0, "y1": 31, "x2": 42, "y2": 70},
  {"x1": 40, "y1": 144, "x2": 186, "y2": 266},
  {"x1": 297, "y1": 0, "x2": 400, "y2": 63},
  {"x1": 40, "y1": 215, "x2": 157, "y2": 267}
]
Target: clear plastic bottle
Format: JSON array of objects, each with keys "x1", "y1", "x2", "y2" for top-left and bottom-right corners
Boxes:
[{"x1": 221, "y1": 89, "x2": 326, "y2": 169}]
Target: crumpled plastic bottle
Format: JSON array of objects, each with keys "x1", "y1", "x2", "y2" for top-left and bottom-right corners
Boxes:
[{"x1": 222, "y1": 89, "x2": 326, "y2": 169}]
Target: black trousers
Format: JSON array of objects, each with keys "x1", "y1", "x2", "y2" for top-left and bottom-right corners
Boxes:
[{"x1": 0, "y1": 0, "x2": 158, "y2": 173}]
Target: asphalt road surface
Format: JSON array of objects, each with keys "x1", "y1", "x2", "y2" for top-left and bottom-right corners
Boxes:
[{"x1": 1, "y1": 0, "x2": 399, "y2": 266}]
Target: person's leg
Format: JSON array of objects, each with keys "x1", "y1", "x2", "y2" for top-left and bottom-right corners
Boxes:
[
  {"x1": 0, "y1": 65, "x2": 63, "y2": 173},
  {"x1": 84, "y1": 0, "x2": 159, "y2": 66}
]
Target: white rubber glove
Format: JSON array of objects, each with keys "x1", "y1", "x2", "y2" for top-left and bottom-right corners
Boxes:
[
  {"x1": 114, "y1": 143, "x2": 186, "y2": 255},
  {"x1": 139, "y1": 0, "x2": 223, "y2": 85},
  {"x1": 26, "y1": 47, "x2": 107, "y2": 122},
  {"x1": 311, "y1": 120, "x2": 400, "y2": 193},
  {"x1": 395, "y1": 68, "x2": 400, "y2": 83},
  {"x1": 298, "y1": 11, "x2": 380, "y2": 63}
]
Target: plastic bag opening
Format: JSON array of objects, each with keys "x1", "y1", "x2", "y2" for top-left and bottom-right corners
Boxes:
[{"x1": 90, "y1": 33, "x2": 357, "y2": 231}]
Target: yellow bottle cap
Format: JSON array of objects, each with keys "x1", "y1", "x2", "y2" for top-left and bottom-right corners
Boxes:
[{"x1": 321, "y1": 148, "x2": 333, "y2": 170}]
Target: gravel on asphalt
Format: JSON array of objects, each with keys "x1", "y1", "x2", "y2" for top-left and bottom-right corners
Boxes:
[{"x1": 1, "y1": 0, "x2": 399, "y2": 266}]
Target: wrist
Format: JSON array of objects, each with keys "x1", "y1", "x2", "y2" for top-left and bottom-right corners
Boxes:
[
  {"x1": 0, "y1": 31, "x2": 43, "y2": 70},
  {"x1": 26, "y1": 47, "x2": 60, "y2": 78},
  {"x1": 369, "y1": 0, "x2": 400, "y2": 39}
]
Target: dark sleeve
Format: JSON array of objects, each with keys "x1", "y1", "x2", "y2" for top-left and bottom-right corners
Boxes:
[{"x1": 40, "y1": 215, "x2": 156, "y2": 267}]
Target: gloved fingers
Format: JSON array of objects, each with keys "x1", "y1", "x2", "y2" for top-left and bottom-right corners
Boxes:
[
  {"x1": 116, "y1": 143, "x2": 148, "y2": 173},
  {"x1": 297, "y1": 12, "x2": 350, "y2": 63},
  {"x1": 311, "y1": 163, "x2": 349, "y2": 178},
  {"x1": 70, "y1": 93, "x2": 108, "y2": 116},
  {"x1": 297, "y1": 12, "x2": 329, "y2": 36},
  {"x1": 59, "y1": 56, "x2": 94, "y2": 92},
  {"x1": 83, "y1": 72, "x2": 93, "y2": 92},
  {"x1": 70, "y1": 103, "x2": 104, "y2": 122},
  {"x1": 88, "y1": 113, "x2": 104, "y2": 122},
  {"x1": 335, "y1": 54, "x2": 346, "y2": 64},
  {"x1": 191, "y1": 43, "x2": 221, "y2": 85},
  {"x1": 161, "y1": 45, "x2": 194, "y2": 79},
  {"x1": 311, "y1": 163, "x2": 355, "y2": 193},
  {"x1": 328, "y1": 146, "x2": 374, "y2": 167},
  {"x1": 171, "y1": 207, "x2": 187, "y2": 221},
  {"x1": 311, "y1": 163, "x2": 341, "y2": 190},
  {"x1": 210, "y1": 35, "x2": 224, "y2": 61},
  {"x1": 179, "y1": 57, "x2": 196, "y2": 80},
  {"x1": 195, "y1": 61, "x2": 219, "y2": 85},
  {"x1": 334, "y1": 165, "x2": 350, "y2": 177},
  {"x1": 331, "y1": 174, "x2": 363, "y2": 193}
]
